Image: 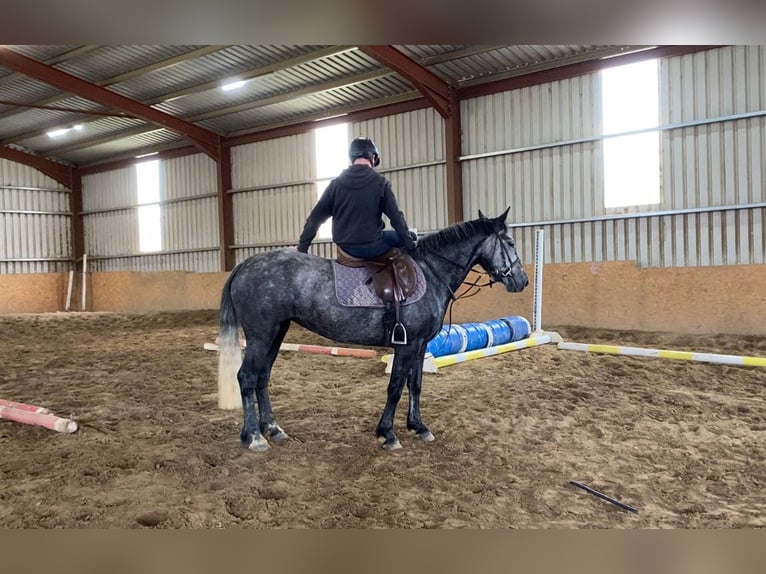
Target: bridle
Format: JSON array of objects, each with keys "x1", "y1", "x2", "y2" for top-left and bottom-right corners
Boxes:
[{"x1": 420, "y1": 229, "x2": 522, "y2": 303}]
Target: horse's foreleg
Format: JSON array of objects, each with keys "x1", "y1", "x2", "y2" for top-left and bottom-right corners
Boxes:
[
  {"x1": 406, "y1": 345, "x2": 434, "y2": 443},
  {"x1": 375, "y1": 351, "x2": 413, "y2": 450}
]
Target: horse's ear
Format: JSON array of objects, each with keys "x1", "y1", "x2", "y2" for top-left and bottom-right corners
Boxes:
[
  {"x1": 478, "y1": 209, "x2": 487, "y2": 219},
  {"x1": 497, "y1": 206, "x2": 510, "y2": 223}
]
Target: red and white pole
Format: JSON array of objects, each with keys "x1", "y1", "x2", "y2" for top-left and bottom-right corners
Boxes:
[
  {"x1": 0, "y1": 405, "x2": 78, "y2": 434},
  {"x1": 0, "y1": 398, "x2": 52, "y2": 414}
]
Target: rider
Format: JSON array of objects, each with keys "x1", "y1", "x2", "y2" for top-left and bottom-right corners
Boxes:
[{"x1": 297, "y1": 137, "x2": 417, "y2": 258}]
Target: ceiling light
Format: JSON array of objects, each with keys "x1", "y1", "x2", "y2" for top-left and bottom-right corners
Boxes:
[
  {"x1": 221, "y1": 80, "x2": 247, "y2": 91},
  {"x1": 46, "y1": 124, "x2": 85, "y2": 138},
  {"x1": 135, "y1": 152, "x2": 159, "y2": 159},
  {"x1": 47, "y1": 128, "x2": 71, "y2": 138}
]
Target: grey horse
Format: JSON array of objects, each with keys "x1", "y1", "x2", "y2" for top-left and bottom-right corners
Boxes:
[{"x1": 217, "y1": 208, "x2": 529, "y2": 451}]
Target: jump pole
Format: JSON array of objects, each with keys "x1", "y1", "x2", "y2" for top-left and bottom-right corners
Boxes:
[
  {"x1": 80, "y1": 253, "x2": 88, "y2": 311},
  {"x1": 381, "y1": 334, "x2": 553, "y2": 374},
  {"x1": 531, "y1": 228, "x2": 545, "y2": 334},
  {"x1": 206, "y1": 341, "x2": 376, "y2": 358},
  {"x1": 528, "y1": 228, "x2": 562, "y2": 342},
  {"x1": 0, "y1": 398, "x2": 51, "y2": 414},
  {"x1": 65, "y1": 269, "x2": 74, "y2": 311},
  {"x1": 0, "y1": 405, "x2": 78, "y2": 434},
  {"x1": 558, "y1": 342, "x2": 766, "y2": 368}
]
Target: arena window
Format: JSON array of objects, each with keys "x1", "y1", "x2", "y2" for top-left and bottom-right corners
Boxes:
[
  {"x1": 135, "y1": 159, "x2": 162, "y2": 252},
  {"x1": 602, "y1": 58, "x2": 661, "y2": 208},
  {"x1": 314, "y1": 122, "x2": 349, "y2": 239}
]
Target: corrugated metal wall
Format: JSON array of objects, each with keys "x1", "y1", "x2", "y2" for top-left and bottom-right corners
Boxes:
[
  {"x1": 7, "y1": 46, "x2": 762, "y2": 277},
  {"x1": 461, "y1": 45, "x2": 765, "y2": 268},
  {"x1": 0, "y1": 158, "x2": 71, "y2": 274},
  {"x1": 230, "y1": 133, "x2": 319, "y2": 261},
  {"x1": 82, "y1": 154, "x2": 220, "y2": 272},
  {"x1": 229, "y1": 108, "x2": 448, "y2": 263},
  {"x1": 353, "y1": 107, "x2": 448, "y2": 233}
]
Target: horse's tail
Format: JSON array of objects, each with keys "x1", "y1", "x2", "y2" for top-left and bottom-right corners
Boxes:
[{"x1": 217, "y1": 263, "x2": 244, "y2": 410}]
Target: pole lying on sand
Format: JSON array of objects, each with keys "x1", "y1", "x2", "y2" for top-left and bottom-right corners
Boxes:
[
  {"x1": 558, "y1": 342, "x2": 766, "y2": 368},
  {"x1": 0, "y1": 398, "x2": 51, "y2": 414},
  {"x1": 0, "y1": 405, "x2": 78, "y2": 434},
  {"x1": 569, "y1": 481, "x2": 638, "y2": 514}
]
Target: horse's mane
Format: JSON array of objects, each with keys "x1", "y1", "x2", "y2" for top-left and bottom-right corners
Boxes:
[{"x1": 415, "y1": 217, "x2": 497, "y2": 255}]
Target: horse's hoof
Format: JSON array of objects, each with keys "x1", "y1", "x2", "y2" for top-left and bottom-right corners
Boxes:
[
  {"x1": 381, "y1": 439, "x2": 402, "y2": 451},
  {"x1": 417, "y1": 430, "x2": 435, "y2": 443},
  {"x1": 270, "y1": 430, "x2": 289, "y2": 443},
  {"x1": 265, "y1": 424, "x2": 289, "y2": 443},
  {"x1": 247, "y1": 436, "x2": 270, "y2": 452}
]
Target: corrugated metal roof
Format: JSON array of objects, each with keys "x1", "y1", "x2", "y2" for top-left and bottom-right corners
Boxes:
[
  {"x1": 4, "y1": 45, "x2": 81, "y2": 62},
  {"x1": 0, "y1": 44, "x2": 648, "y2": 167},
  {"x1": 54, "y1": 45, "x2": 207, "y2": 83},
  {"x1": 108, "y1": 45, "x2": 326, "y2": 102},
  {"x1": 197, "y1": 75, "x2": 415, "y2": 134},
  {"x1": 64, "y1": 131, "x2": 184, "y2": 165}
]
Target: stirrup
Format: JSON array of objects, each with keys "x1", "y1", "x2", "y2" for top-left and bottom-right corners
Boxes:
[{"x1": 391, "y1": 322, "x2": 408, "y2": 345}]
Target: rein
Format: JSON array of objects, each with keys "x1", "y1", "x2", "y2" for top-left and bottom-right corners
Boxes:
[{"x1": 422, "y1": 231, "x2": 512, "y2": 300}]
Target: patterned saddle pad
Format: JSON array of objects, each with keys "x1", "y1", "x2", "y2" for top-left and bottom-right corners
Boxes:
[{"x1": 332, "y1": 259, "x2": 427, "y2": 308}]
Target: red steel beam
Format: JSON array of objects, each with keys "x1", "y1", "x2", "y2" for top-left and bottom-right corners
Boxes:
[
  {"x1": 226, "y1": 98, "x2": 431, "y2": 148},
  {"x1": 357, "y1": 45, "x2": 454, "y2": 118},
  {"x1": 459, "y1": 45, "x2": 721, "y2": 100},
  {"x1": 78, "y1": 145, "x2": 199, "y2": 176},
  {"x1": 0, "y1": 47, "x2": 220, "y2": 160},
  {"x1": 444, "y1": 93, "x2": 464, "y2": 224},
  {"x1": 0, "y1": 145, "x2": 73, "y2": 187}
]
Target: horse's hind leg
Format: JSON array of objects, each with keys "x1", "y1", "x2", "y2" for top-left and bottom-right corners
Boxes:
[
  {"x1": 406, "y1": 343, "x2": 435, "y2": 443},
  {"x1": 238, "y1": 348, "x2": 269, "y2": 452},
  {"x1": 254, "y1": 321, "x2": 291, "y2": 443},
  {"x1": 238, "y1": 322, "x2": 288, "y2": 452}
]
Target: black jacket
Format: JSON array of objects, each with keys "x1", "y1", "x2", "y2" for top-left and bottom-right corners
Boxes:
[{"x1": 297, "y1": 164, "x2": 415, "y2": 253}]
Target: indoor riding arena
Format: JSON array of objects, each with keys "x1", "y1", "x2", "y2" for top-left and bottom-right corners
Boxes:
[{"x1": 1, "y1": 44, "x2": 765, "y2": 529}]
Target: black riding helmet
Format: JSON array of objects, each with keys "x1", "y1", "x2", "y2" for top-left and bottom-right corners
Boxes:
[{"x1": 349, "y1": 137, "x2": 380, "y2": 167}]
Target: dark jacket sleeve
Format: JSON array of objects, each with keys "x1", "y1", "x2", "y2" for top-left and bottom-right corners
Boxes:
[
  {"x1": 380, "y1": 181, "x2": 416, "y2": 251},
  {"x1": 297, "y1": 183, "x2": 334, "y2": 253}
]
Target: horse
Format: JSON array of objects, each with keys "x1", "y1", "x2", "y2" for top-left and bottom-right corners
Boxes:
[{"x1": 217, "y1": 208, "x2": 529, "y2": 451}]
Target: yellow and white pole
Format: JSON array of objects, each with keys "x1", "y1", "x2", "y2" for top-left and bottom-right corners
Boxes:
[
  {"x1": 382, "y1": 334, "x2": 552, "y2": 373},
  {"x1": 558, "y1": 342, "x2": 766, "y2": 367}
]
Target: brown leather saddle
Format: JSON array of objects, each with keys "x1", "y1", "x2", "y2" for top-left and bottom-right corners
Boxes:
[{"x1": 337, "y1": 246, "x2": 419, "y2": 344}]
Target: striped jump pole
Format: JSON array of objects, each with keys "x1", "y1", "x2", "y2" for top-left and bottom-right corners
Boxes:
[
  {"x1": 278, "y1": 343, "x2": 377, "y2": 358},
  {"x1": 432, "y1": 334, "x2": 553, "y2": 367},
  {"x1": 558, "y1": 342, "x2": 766, "y2": 368},
  {"x1": 206, "y1": 341, "x2": 376, "y2": 359},
  {"x1": 0, "y1": 405, "x2": 78, "y2": 434},
  {"x1": 0, "y1": 398, "x2": 51, "y2": 414},
  {"x1": 382, "y1": 334, "x2": 553, "y2": 373}
]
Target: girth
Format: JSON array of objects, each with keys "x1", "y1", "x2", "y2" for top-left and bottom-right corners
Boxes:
[{"x1": 337, "y1": 246, "x2": 418, "y2": 344}]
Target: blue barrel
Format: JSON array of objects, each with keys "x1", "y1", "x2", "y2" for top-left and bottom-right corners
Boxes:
[
  {"x1": 461, "y1": 323, "x2": 489, "y2": 352},
  {"x1": 443, "y1": 325, "x2": 468, "y2": 354},
  {"x1": 425, "y1": 326, "x2": 451, "y2": 356},
  {"x1": 500, "y1": 315, "x2": 531, "y2": 342},
  {"x1": 484, "y1": 319, "x2": 512, "y2": 347},
  {"x1": 426, "y1": 325, "x2": 467, "y2": 357}
]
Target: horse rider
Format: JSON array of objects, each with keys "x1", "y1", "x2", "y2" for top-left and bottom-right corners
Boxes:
[{"x1": 297, "y1": 137, "x2": 417, "y2": 257}]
